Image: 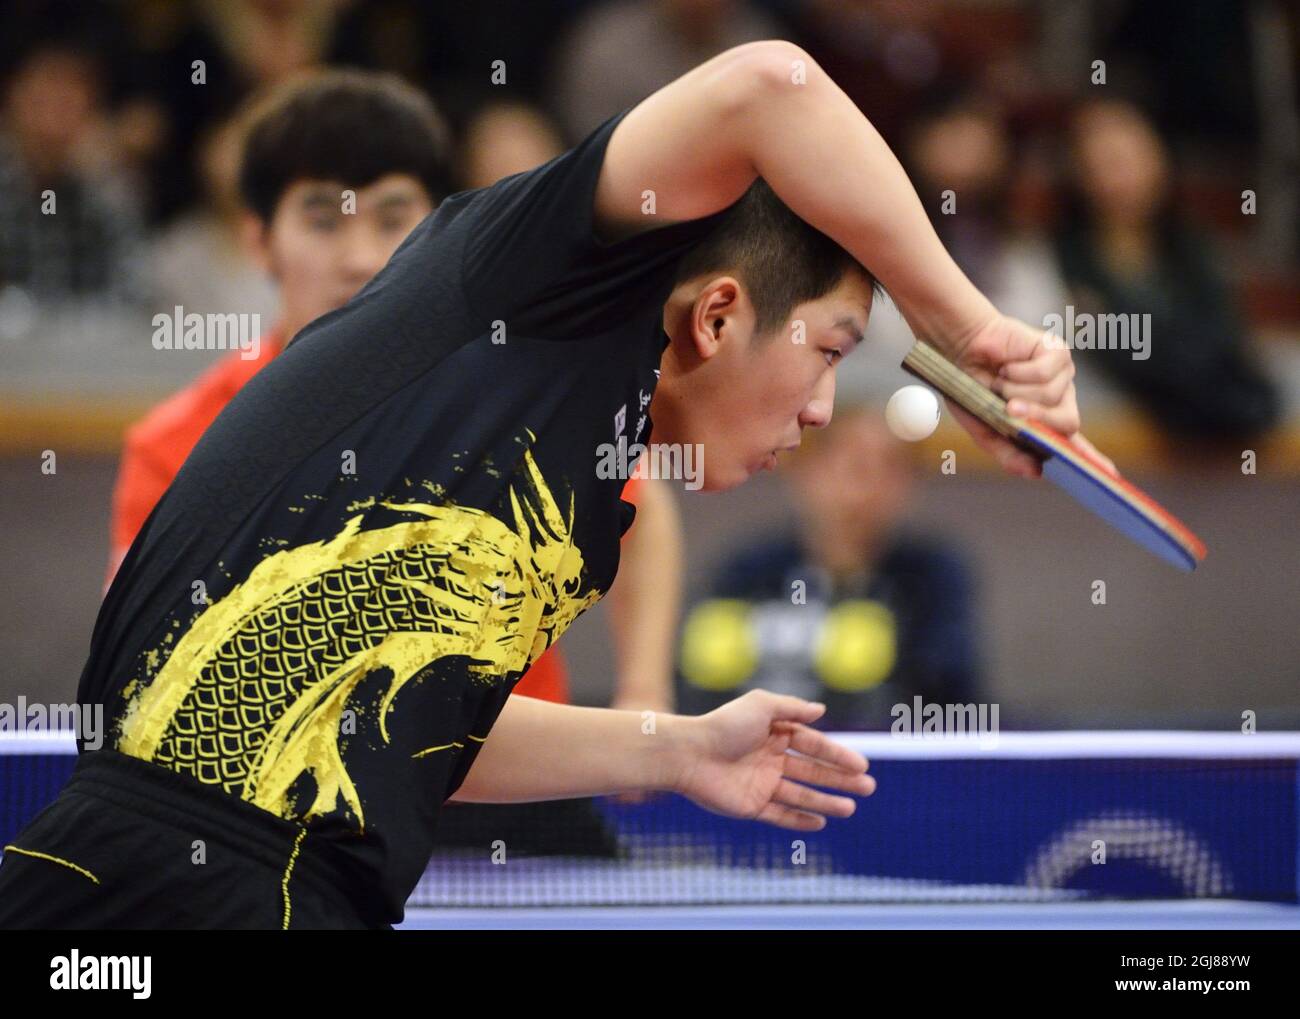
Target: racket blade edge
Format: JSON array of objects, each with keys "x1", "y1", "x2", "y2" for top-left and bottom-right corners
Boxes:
[{"x1": 1021, "y1": 428, "x2": 1205, "y2": 571}]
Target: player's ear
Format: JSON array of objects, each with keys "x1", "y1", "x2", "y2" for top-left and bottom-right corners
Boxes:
[{"x1": 689, "y1": 276, "x2": 747, "y2": 357}]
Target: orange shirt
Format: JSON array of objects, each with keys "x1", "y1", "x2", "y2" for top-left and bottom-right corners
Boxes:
[
  {"x1": 108, "y1": 331, "x2": 286, "y2": 583},
  {"x1": 107, "y1": 333, "x2": 643, "y2": 704}
]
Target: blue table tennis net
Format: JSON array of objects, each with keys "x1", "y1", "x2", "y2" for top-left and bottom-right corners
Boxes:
[{"x1": 3, "y1": 732, "x2": 1297, "y2": 907}]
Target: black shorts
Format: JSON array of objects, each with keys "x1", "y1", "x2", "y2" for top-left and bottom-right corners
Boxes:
[{"x1": 0, "y1": 749, "x2": 391, "y2": 930}]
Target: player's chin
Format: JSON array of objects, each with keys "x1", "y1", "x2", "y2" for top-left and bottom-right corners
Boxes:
[
  {"x1": 713, "y1": 456, "x2": 774, "y2": 491},
  {"x1": 694, "y1": 462, "x2": 749, "y2": 493}
]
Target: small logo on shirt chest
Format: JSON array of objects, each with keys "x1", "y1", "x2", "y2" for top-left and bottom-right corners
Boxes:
[{"x1": 614, "y1": 387, "x2": 655, "y2": 444}]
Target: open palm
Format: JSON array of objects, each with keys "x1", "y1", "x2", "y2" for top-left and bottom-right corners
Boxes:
[{"x1": 675, "y1": 691, "x2": 876, "y2": 831}]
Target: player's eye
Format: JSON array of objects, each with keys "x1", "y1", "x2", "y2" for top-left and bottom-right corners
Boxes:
[{"x1": 824, "y1": 348, "x2": 844, "y2": 367}]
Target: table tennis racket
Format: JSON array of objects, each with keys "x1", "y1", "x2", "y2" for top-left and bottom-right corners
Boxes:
[{"x1": 901, "y1": 340, "x2": 1207, "y2": 571}]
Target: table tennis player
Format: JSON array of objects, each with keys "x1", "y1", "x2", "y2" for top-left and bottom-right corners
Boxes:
[{"x1": 0, "y1": 41, "x2": 1081, "y2": 930}]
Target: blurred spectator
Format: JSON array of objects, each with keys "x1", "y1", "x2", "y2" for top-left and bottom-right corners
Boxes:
[
  {"x1": 1054, "y1": 99, "x2": 1281, "y2": 442},
  {"x1": 0, "y1": 41, "x2": 145, "y2": 304},
  {"x1": 458, "y1": 101, "x2": 564, "y2": 191},
  {"x1": 146, "y1": 116, "x2": 278, "y2": 325},
  {"x1": 199, "y1": 0, "x2": 339, "y2": 87},
  {"x1": 677, "y1": 407, "x2": 981, "y2": 730},
  {"x1": 907, "y1": 96, "x2": 1068, "y2": 332},
  {"x1": 551, "y1": 0, "x2": 782, "y2": 140}
]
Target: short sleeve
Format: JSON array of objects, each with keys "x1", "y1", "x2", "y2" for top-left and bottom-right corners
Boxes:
[{"x1": 461, "y1": 108, "x2": 735, "y2": 339}]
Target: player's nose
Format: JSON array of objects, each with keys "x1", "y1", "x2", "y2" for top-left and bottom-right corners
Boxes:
[{"x1": 799, "y1": 373, "x2": 835, "y2": 430}]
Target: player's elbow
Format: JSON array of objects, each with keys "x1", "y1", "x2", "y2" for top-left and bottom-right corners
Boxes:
[{"x1": 717, "y1": 40, "x2": 821, "y2": 111}]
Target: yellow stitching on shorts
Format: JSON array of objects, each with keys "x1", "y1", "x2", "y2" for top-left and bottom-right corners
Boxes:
[
  {"x1": 3, "y1": 844, "x2": 100, "y2": 884},
  {"x1": 281, "y1": 828, "x2": 307, "y2": 930}
]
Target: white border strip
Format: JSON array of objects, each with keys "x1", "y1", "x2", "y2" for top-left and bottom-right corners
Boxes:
[
  {"x1": 840, "y1": 731, "x2": 1300, "y2": 759},
  {"x1": 0, "y1": 731, "x2": 78, "y2": 754},
  {"x1": 2, "y1": 730, "x2": 1299, "y2": 759}
]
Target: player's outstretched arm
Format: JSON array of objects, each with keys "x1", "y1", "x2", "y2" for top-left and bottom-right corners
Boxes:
[
  {"x1": 447, "y1": 691, "x2": 875, "y2": 831},
  {"x1": 597, "y1": 40, "x2": 1081, "y2": 475}
]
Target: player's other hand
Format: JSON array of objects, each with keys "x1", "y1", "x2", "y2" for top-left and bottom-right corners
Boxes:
[
  {"x1": 672, "y1": 690, "x2": 876, "y2": 831},
  {"x1": 948, "y1": 314, "x2": 1112, "y2": 478}
]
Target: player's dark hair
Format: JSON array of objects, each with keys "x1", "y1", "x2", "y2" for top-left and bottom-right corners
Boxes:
[
  {"x1": 673, "y1": 179, "x2": 881, "y2": 338},
  {"x1": 237, "y1": 70, "x2": 453, "y2": 223}
]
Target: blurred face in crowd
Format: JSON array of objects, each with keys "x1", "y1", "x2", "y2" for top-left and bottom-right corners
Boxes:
[
  {"x1": 910, "y1": 107, "x2": 1009, "y2": 206},
  {"x1": 244, "y1": 174, "x2": 433, "y2": 338},
  {"x1": 4, "y1": 49, "x2": 100, "y2": 173},
  {"x1": 1072, "y1": 101, "x2": 1169, "y2": 225},
  {"x1": 788, "y1": 410, "x2": 914, "y2": 566},
  {"x1": 461, "y1": 104, "x2": 563, "y2": 190},
  {"x1": 653, "y1": 268, "x2": 877, "y2": 492}
]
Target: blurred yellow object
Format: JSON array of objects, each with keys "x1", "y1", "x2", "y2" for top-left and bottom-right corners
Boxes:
[
  {"x1": 813, "y1": 600, "x2": 897, "y2": 692},
  {"x1": 679, "y1": 599, "x2": 758, "y2": 692}
]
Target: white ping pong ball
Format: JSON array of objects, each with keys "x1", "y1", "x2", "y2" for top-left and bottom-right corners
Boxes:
[{"x1": 885, "y1": 385, "x2": 940, "y2": 441}]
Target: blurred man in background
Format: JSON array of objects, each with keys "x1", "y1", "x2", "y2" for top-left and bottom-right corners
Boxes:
[{"x1": 679, "y1": 406, "x2": 981, "y2": 729}]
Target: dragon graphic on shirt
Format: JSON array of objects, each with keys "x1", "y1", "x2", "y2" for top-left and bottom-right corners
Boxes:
[{"x1": 114, "y1": 441, "x2": 599, "y2": 829}]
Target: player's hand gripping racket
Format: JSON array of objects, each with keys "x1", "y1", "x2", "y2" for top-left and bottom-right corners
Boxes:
[{"x1": 902, "y1": 340, "x2": 1207, "y2": 571}]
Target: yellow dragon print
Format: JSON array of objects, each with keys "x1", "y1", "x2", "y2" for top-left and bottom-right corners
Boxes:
[{"x1": 116, "y1": 441, "x2": 599, "y2": 830}]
